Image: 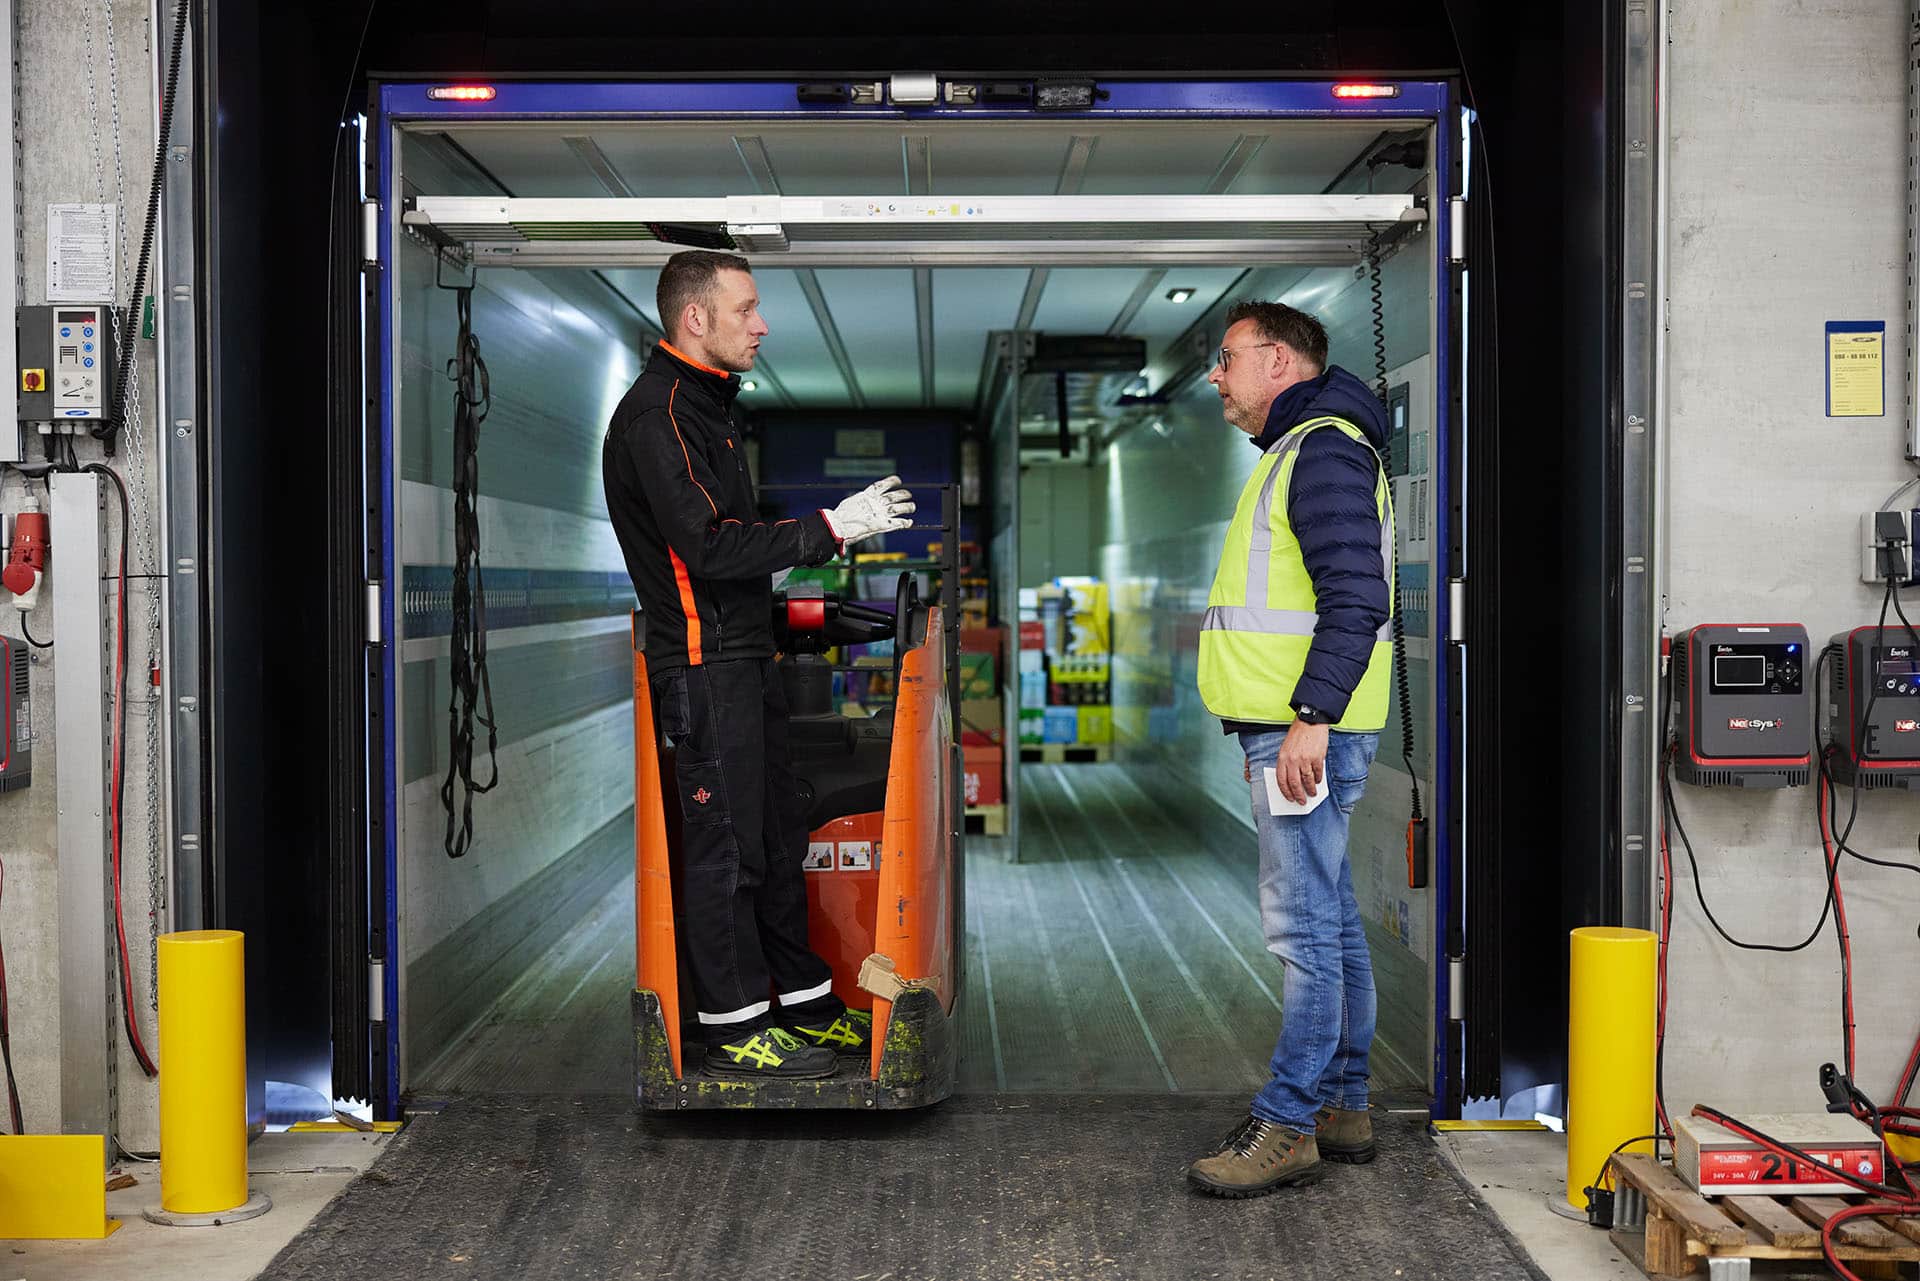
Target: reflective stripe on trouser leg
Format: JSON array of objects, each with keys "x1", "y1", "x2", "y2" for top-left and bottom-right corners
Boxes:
[
  {"x1": 698, "y1": 999, "x2": 772, "y2": 1027},
  {"x1": 778, "y1": 980, "x2": 834, "y2": 1006}
]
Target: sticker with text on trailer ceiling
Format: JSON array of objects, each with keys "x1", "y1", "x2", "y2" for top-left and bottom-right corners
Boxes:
[
  {"x1": 837, "y1": 841, "x2": 873, "y2": 871},
  {"x1": 803, "y1": 842, "x2": 834, "y2": 872}
]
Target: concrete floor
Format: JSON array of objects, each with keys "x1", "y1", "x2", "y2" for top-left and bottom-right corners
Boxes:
[
  {"x1": 4, "y1": 1131, "x2": 389, "y2": 1281},
  {"x1": 1441, "y1": 1128, "x2": 1842, "y2": 1281}
]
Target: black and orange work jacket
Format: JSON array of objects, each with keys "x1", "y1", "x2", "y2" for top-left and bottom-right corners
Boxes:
[{"x1": 603, "y1": 342, "x2": 839, "y2": 672}]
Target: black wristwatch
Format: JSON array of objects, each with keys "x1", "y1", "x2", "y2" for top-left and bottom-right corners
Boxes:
[{"x1": 1292, "y1": 703, "x2": 1334, "y2": 725}]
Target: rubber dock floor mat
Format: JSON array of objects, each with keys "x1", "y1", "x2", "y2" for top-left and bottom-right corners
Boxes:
[{"x1": 258, "y1": 1093, "x2": 1545, "y2": 1281}]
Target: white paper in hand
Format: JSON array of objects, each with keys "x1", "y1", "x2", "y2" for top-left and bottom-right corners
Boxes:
[{"x1": 1263, "y1": 766, "x2": 1329, "y2": 816}]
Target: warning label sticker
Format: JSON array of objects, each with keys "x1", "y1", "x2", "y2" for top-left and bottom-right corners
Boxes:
[
  {"x1": 803, "y1": 842, "x2": 834, "y2": 872},
  {"x1": 1699, "y1": 1147, "x2": 1881, "y2": 1185},
  {"x1": 837, "y1": 841, "x2": 873, "y2": 871}
]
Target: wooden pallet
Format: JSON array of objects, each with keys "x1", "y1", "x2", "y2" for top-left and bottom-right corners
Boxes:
[
  {"x1": 1019, "y1": 743, "x2": 1111, "y2": 764},
  {"x1": 1608, "y1": 1151, "x2": 1920, "y2": 1279},
  {"x1": 964, "y1": 805, "x2": 1007, "y2": 836}
]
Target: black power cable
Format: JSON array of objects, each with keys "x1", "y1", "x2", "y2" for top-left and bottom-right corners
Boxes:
[
  {"x1": 1364, "y1": 240, "x2": 1426, "y2": 844},
  {"x1": 81, "y1": 463, "x2": 157, "y2": 1077},
  {"x1": 0, "y1": 858, "x2": 21, "y2": 1133},
  {"x1": 98, "y1": 0, "x2": 190, "y2": 455},
  {"x1": 440, "y1": 286, "x2": 498, "y2": 859}
]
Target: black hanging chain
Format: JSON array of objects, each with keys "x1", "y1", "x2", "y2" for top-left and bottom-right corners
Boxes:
[
  {"x1": 1366, "y1": 237, "x2": 1423, "y2": 824},
  {"x1": 442, "y1": 286, "x2": 499, "y2": 858}
]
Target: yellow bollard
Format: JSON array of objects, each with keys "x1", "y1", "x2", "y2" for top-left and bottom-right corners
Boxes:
[
  {"x1": 145, "y1": 930, "x2": 271, "y2": 1227},
  {"x1": 1567, "y1": 926, "x2": 1657, "y2": 1210}
]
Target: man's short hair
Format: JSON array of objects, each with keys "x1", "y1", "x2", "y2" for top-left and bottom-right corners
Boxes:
[
  {"x1": 1223, "y1": 299, "x2": 1329, "y2": 372},
  {"x1": 657, "y1": 250, "x2": 753, "y2": 341}
]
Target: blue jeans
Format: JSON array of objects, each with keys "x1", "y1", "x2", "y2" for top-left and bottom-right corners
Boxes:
[{"x1": 1239, "y1": 728, "x2": 1380, "y2": 1131}]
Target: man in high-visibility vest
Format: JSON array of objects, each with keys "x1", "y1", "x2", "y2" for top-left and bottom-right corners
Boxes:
[{"x1": 1185, "y1": 300, "x2": 1394, "y2": 1198}]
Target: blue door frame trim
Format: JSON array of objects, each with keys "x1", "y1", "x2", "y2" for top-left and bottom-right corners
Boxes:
[{"x1": 367, "y1": 76, "x2": 1461, "y2": 1120}]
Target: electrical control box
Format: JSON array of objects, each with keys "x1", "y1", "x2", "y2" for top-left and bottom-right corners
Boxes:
[
  {"x1": 1824, "y1": 626, "x2": 1920, "y2": 789},
  {"x1": 17, "y1": 304, "x2": 116, "y2": 426},
  {"x1": 0, "y1": 636, "x2": 30, "y2": 792},
  {"x1": 1672, "y1": 623, "x2": 1811, "y2": 788}
]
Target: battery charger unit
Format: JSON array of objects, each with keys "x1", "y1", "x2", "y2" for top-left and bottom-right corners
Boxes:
[{"x1": 1672, "y1": 623, "x2": 1811, "y2": 788}]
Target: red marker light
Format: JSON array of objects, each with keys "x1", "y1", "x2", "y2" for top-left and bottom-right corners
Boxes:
[
  {"x1": 427, "y1": 85, "x2": 497, "y2": 101},
  {"x1": 1332, "y1": 83, "x2": 1401, "y2": 100}
]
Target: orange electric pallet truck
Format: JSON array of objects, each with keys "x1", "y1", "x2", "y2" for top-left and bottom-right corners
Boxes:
[{"x1": 630, "y1": 562, "x2": 963, "y2": 1111}]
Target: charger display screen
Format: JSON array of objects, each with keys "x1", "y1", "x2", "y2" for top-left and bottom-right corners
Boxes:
[
  {"x1": 1707, "y1": 643, "x2": 1801, "y2": 696},
  {"x1": 1872, "y1": 647, "x2": 1920, "y2": 696}
]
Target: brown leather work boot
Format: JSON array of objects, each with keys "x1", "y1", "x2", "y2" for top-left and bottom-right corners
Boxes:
[
  {"x1": 1187, "y1": 1116, "x2": 1324, "y2": 1198},
  {"x1": 1314, "y1": 1103, "x2": 1377, "y2": 1164}
]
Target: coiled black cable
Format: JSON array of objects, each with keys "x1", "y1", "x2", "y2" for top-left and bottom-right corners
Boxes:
[
  {"x1": 98, "y1": 0, "x2": 190, "y2": 455},
  {"x1": 441, "y1": 287, "x2": 498, "y2": 859},
  {"x1": 1366, "y1": 239, "x2": 1423, "y2": 824}
]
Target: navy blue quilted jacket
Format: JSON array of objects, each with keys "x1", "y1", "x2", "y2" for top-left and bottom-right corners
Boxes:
[{"x1": 1239, "y1": 364, "x2": 1392, "y2": 726}]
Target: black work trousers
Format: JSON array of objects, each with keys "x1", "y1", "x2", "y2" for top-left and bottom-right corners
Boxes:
[{"x1": 652, "y1": 657, "x2": 844, "y2": 1040}]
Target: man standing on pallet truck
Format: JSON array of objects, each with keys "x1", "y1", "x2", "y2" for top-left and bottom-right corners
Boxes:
[
  {"x1": 1187, "y1": 300, "x2": 1395, "y2": 1196},
  {"x1": 602, "y1": 250, "x2": 915, "y2": 1080}
]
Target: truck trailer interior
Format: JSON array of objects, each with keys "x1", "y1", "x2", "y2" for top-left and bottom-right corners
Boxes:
[{"x1": 341, "y1": 87, "x2": 1457, "y2": 1124}]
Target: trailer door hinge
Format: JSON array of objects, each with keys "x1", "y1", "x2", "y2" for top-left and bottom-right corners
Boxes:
[
  {"x1": 365, "y1": 581, "x2": 383, "y2": 645},
  {"x1": 1448, "y1": 956, "x2": 1466, "y2": 1021},
  {"x1": 368, "y1": 958, "x2": 386, "y2": 1023},
  {"x1": 1448, "y1": 197, "x2": 1467, "y2": 263},
  {"x1": 1447, "y1": 578, "x2": 1466, "y2": 644},
  {"x1": 361, "y1": 200, "x2": 381, "y2": 268}
]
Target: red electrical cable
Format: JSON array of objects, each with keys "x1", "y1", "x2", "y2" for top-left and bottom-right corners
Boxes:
[
  {"x1": 88, "y1": 464, "x2": 156, "y2": 1079},
  {"x1": 1656, "y1": 751, "x2": 1673, "y2": 1138}
]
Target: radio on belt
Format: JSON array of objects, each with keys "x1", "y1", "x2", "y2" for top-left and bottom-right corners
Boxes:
[
  {"x1": 1824, "y1": 625, "x2": 1920, "y2": 789},
  {"x1": 1672, "y1": 623, "x2": 1811, "y2": 787}
]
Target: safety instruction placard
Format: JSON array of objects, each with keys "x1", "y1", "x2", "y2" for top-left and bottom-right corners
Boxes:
[
  {"x1": 47, "y1": 204, "x2": 116, "y2": 303},
  {"x1": 1826, "y1": 321, "x2": 1885, "y2": 417}
]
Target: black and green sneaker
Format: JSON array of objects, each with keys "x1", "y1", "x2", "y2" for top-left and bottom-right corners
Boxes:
[
  {"x1": 788, "y1": 1008, "x2": 873, "y2": 1055},
  {"x1": 703, "y1": 1026, "x2": 837, "y2": 1079}
]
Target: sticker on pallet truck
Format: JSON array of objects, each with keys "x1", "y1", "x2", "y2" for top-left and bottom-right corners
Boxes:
[
  {"x1": 837, "y1": 841, "x2": 873, "y2": 871},
  {"x1": 803, "y1": 841, "x2": 834, "y2": 872}
]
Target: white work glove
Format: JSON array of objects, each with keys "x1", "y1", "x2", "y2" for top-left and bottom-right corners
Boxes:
[{"x1": 822, "y1": 475, "x2": 915, "y2": 548}]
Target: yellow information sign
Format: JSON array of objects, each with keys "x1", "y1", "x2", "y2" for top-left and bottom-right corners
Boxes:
[{"x1": 1827, "y1": 321, "x2": 1885, "y2": 417}]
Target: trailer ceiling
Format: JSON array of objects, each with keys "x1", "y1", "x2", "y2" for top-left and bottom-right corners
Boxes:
[{"x1": 399, "y1": 118, "x2": 1428, "y2": 411}]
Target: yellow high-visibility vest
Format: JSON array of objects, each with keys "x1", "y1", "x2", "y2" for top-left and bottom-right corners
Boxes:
[{"x1": 1197, "y1": 415, "x2": 1394, "y2": 730}]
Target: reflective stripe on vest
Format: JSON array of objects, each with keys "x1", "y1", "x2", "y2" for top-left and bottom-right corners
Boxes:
[{"x1": 1198, "y1": 415, "x2": 1395, "y2": 730}]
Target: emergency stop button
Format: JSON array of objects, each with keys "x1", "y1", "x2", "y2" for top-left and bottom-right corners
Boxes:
[{"x1": 20, "y1": 368, "x2": 44, "y2": 392}]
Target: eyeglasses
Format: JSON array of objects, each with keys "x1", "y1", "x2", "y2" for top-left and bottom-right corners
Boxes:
[{"x1": 1215, "y1": 342, "x2": 1278, "y2": 372}]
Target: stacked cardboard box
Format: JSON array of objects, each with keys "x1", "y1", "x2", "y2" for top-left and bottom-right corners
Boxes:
[
  {"x1": 959, "y1": 627, "x2": 1006, "y2": 807},
  {"x1": 1016, "y1": 579, "x2": 1116, "y2": 752}
]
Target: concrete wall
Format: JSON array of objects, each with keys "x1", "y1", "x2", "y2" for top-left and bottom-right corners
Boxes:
[
  {"x1": 0, "y1": 0, "x2": 167, "y2": 1146},
  {"x1": 1661, "y1": 1, "x2": 1920, "y2": 1116},
  {"x1": 392, "y1": 137, "x2": 641, "y2": 1080},
  {"x1": 1097, "y1": 243, "x2": 1438, "y2": 1089}
]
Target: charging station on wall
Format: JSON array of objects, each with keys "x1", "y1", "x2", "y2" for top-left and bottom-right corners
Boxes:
[{"x1": 1671, "y1": 623, "x2": 1812, "y2": 788}]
